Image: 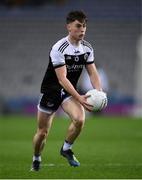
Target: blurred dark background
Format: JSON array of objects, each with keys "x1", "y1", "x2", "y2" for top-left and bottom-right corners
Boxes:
[{"x1": 0, "y1": 0, "x2": 141, "y2": 116}]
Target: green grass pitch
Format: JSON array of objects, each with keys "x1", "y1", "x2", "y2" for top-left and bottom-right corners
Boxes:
[{"x1": 0, "y1": 115, "x2": 142, "y2": 179}]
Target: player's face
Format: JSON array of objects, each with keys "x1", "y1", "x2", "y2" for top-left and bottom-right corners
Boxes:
[{"x1": 67, "y1": 20, "x2": 87, "y2": 41}]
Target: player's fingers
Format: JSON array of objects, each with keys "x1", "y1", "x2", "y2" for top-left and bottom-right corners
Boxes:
[
  {"x1": 85, "y1": 106, "x2": 93, "y2": 112},
  {"x1": 84, "y1": 104, "x2": 93, "y2": 111},
  {"x1": 84, "y1": 102, "x2": 93, "y2": 107},
  {"x1": 84, "y1": 94, "x2": 91, "y2": 99}
]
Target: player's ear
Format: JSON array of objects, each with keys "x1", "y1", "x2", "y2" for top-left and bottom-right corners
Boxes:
[{"x1": 66, "y1": 24, "x2": 71, "y2": 32}]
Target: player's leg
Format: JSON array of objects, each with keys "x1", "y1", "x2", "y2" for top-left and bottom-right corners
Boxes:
[
  {"x1": 33, "y1": 110, "x2": 55, "y2": 156},
  {"x1": 31, "y1": 91, "x2": 62, "y2": 171},
  {"x1": 31, "y1": 110, "x2": 55, "y2": 171},
  {"x1": 62, "y1": 97, "x2": 85, "y2": 143},
  {"x1": 60, "y1": 97, "x2": 85, "y2": 166}
]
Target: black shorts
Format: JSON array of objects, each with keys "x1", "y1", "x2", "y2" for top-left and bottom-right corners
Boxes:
[{"x1": 37, "y1": 89, "x2": 71, "y2": 114}]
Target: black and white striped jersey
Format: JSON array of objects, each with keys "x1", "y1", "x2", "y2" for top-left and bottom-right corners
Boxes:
[{"x1": 41, "y1": 36, "x2": 95, "y2": 93}]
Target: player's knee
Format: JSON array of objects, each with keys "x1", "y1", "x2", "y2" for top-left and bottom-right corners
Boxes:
[
  {"x1": 38, "y1": 129, "x2": 47, "y2": 140},
  {"x1": 74, "y1": 115, "x2": 85, "y2": 128}
]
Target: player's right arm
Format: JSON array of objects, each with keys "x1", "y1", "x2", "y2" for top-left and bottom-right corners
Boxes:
[{"x1": 55, "y1": 65, "x2": 93, "y2": 112}]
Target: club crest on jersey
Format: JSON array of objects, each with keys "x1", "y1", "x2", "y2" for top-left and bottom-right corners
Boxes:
[
  {"x1": 84, "y1": 53, "x2": 88, "y2": 60},
  {"x1": 74, "y1": 56, "x2": 79, "y2": 62}
]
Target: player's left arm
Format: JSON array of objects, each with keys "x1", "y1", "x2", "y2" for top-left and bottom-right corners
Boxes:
[{"x1": 86, "y1": 63, "x2": 102, "y2": 91}]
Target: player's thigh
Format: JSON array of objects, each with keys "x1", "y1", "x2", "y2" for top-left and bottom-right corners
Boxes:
[
  {"x1": 37, "y1": 110, "x2": 55, "y2": 130},
  {"x1": 61, "y1": 97, "x2": 85, "y2": 122}
]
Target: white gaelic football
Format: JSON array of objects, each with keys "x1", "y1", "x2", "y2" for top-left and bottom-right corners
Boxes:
[{"x1": 86, "y1": 89, "x2": 107, "y2": 111}]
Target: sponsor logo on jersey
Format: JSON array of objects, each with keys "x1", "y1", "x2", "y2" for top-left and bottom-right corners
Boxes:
[{"x1": 66, "y1": 64, "x2": 84, "y2": 72}]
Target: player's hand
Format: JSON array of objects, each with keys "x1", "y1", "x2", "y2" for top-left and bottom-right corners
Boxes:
[{"x1": 77, "y1": 95, "x2": 94, "y2": 112}]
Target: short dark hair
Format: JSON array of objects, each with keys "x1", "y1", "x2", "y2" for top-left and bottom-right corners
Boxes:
[{"x1": 66, "y1": 10, "x2": 87, "y2": 24}]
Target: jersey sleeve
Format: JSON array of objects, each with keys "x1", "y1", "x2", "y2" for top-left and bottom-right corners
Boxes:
[
  {"x1": 86, "y1": 48, "x2": 95, "y2": 64},
  {"x1": 50, "y1": 47, "x2": 65, "y2": 68}
]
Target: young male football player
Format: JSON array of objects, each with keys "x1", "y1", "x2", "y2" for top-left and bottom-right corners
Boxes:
[{"x1": 31, "y1": 10, "x2": 103, "y2": 171}]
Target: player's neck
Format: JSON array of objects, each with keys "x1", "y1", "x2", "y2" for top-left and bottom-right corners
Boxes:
[{"x1": 68, "y1": 36, "x2": 80, "y2": 46}]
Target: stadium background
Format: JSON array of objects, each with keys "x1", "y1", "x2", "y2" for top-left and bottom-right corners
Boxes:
[
  {"x1": 0, "y1": 0, "x2": 142, "y2": 179},
  {"x1": 0, "y1": 0, "x2": 141, "y2": 116}
]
